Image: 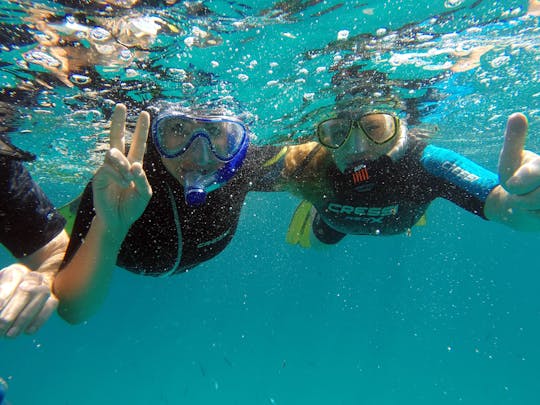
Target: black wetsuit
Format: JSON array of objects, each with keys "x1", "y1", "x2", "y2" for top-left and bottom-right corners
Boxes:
[
  {"x1": 63, "y1": 145, "x2": 282, "y2": 276},
  {"x1": 312, "y1": 139, "x2": 499, "y2": 244},
  {"x1": 0, "y1": 157, "x2": 66, "y2": 258}
]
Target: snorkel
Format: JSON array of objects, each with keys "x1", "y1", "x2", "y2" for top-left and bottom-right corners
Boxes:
[
  {"x1": 182, "y1": 132, "x2": 249, "y2": 205},
  {"x1": 151, "y1": 110, "x2": 250, "y2": 206}
]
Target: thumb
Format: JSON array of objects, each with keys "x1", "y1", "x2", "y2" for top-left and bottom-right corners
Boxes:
[{"x1": 499, "y1": 113, "x2": 528, "y2": 189}]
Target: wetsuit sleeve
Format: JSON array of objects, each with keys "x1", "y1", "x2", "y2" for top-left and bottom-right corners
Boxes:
[
  {"x1": 244, "y1": 145, "x2": 288, "y2": 191},
  {"x1": 60, "y1": 182, "x2": 95, "y2": 267},
  {"x1": 420, "y1": 145, "x2": 499, "y2": 218},
  {"x1": 0, "y1": 158, "x2": 66, "y2": 258}
]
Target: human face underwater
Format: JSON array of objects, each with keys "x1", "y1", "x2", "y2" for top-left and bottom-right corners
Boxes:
[
  {"x1": 152, "y1": 111, "x2": 249, "y2": 205},
  {"x1": 317, "y1": 112, "x2": 400, "y2": 172}
]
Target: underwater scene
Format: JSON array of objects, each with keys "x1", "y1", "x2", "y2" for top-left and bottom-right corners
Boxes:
[{"x1": 1, "y1": 0, "x2": 540, "y2": 403}]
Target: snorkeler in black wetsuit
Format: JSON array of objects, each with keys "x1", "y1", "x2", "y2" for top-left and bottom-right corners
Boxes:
[
  {"x1": 65, "y1": 132, "x2": 281, "y2": 276},
  {"x1": 55, "y1": 103, "x2": 284, "y2": 323}
]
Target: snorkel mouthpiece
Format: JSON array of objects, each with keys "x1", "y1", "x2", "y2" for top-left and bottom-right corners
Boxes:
[
  {"x1": 185, "y1": 187, "x2": 207, "y2": 206},
  {"x1": 184, "y1": 172, "x2": 210, "y2": 206}
]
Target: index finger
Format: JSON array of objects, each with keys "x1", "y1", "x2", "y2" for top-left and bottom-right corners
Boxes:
[
  {"x1": 127, "y1": 111, "x2": 150, "y2": 164},
  {"x1": 499, "y1": 113, "x2": 528, "y2": 187},
  {"x1": 110, "y1": 104, "x2": 128, "y2": 154}
]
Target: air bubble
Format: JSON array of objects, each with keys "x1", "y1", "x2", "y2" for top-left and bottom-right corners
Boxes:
[
  {"x1": 90, "y1": 27, "x2": 111, "y2": 42},
  {"x1": 444, "y1": 0, "x2": 463, "y2": 8},
  {"x1": 490, "y1": 55, "x2": 510, "y2": 68},
  {"x1": 23, "y1": 50, "x2": 61, "y2": 68},
  {"x1": 337, "y1": 30, "x2": 349, "y2": 40},
  {"x1": 70, "y1": 74, "x2": 91, "y2": 85},
  {"x1": 119, "y1": 49, "x2": 132, "y2": 61}
]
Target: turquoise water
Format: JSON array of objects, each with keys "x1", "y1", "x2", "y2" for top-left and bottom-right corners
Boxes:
[{"x1": 1, "y1": 0, "x2": 540, "y2": 403}]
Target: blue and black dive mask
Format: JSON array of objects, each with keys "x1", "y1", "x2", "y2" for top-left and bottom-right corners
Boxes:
[{"x1": 151, "y1": 111, "x2": 249, "y2": 206}]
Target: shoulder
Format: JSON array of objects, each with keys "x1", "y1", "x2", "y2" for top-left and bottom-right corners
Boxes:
[
  {"x1": 239, "y1": 144, "x2": 288, "y2": 176},
  {"x1": 0, "y1": 157, "x2": 22, "y2": 186},
  {"x1": 283, "y1": 142, "x2": 330, "y2": 178},
  {"x1": 245, "y1": 144, "x2": 283, "y2": 162}
]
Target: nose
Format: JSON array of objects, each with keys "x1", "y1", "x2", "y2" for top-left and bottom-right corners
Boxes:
[
  {"x1": 184, "y1": 136, "x2": 212, "y2": 165},
  {"x1": 344, "y1": 127, "x2": 370, "y2": 153}
]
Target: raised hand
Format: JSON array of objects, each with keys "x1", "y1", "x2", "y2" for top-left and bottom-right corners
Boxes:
[
  {"x1": 486, "y1": 113, "x2": 540, "y2": 230},
  {"x1": 92, "y1": 104, "x2": 152, "y2": 235}
]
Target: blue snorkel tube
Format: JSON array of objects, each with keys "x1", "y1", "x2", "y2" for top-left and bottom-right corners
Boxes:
[{"x1": 183, "y1": 133, "x2": 249, "y2": 206}]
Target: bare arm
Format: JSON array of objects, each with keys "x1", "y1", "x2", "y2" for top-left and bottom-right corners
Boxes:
[
  {"x1": 20, "y1": 229, "x2": 69, "y2": 273},
  {"x1": 53, "y1": 104, "x2": 151, "y2": 324},
  {"x1": 53, "y1": 217, "x2": 127, "y2": 324}
]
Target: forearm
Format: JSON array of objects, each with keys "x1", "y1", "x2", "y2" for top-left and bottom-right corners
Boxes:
[
  {"x1": 53, "y1": 217, "x2": 127, "y2": 324},
  {"x1": 19, "y1": 230, "x2": 69, "y2": 275}
]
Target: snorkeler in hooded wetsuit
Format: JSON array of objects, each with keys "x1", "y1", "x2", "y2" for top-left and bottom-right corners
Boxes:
[
  {"x1": 55, "y1": 104, "x2": 285, "y2": 323},
  {"x1": 63, "y1": 106, "x2": 282, "y2": 275}
]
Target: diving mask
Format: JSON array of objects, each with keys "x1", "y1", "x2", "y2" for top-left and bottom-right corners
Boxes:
[
  {"x1": 152, "y1": 111, "x2": 250, "y2": 206},
  {"x1": 152, "y1": 112, "x2": 248, "y2": 161},
  {"x1": 317, "y1": 112, "x2": 400, "y2": 149}
]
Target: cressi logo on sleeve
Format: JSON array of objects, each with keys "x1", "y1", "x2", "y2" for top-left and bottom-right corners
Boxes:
[{"x1": 441, "y1": 161, "x2": 480, "y2": 182}]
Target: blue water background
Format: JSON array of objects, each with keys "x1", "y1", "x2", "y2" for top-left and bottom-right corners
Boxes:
[
  {"x1": 1, "y1": 0, "x2": 540, "y2": 403},
  {"x1": 3, "y1": 195, "x2": 540, "y2": 404}
]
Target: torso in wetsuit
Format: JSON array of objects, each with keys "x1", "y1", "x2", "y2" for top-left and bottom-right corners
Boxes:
[{"x1": 312, "y1": 139, "x2": 499, "y2": 243}]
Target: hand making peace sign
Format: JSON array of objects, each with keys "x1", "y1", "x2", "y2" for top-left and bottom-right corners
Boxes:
[{"x1": 92, "y1": 104, "x2": 152, "y2": 234}]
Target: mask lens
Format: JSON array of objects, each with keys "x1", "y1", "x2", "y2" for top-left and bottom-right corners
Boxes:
[
  {"x1": 204, "y1": 120, "x2": 245, "y2": 160},
  {"x1": 359, "y1": 113, "x2": 397, "y2": 144},
  {"x1": 317, "y1": 118, "x2": 351, "y2": 149},
  {"x1": 156, "y1": 118, "x2": 190, "y2": 156}
]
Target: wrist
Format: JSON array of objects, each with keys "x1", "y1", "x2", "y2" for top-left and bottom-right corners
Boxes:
[
  {"x1": 484, "y1": 185, "x2": 507, "y2": 222},
  {"x1": 91, "y1": 215, "x2": 129, "y2": 249}
]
